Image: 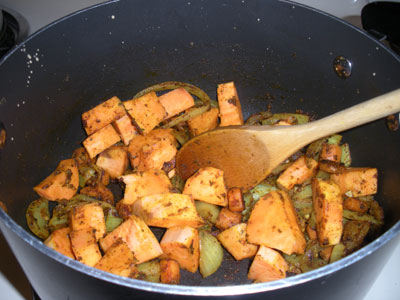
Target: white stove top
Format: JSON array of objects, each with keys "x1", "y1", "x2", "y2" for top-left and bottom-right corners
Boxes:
[{"x1": 0, "y1": 0, "x2": 399, "y2": 299}]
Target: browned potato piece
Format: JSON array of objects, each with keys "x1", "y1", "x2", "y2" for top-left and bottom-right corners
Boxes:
[
  {"x1": 246, "y1": 190, "x2": 306, "y2": 255},
  {"x1": 100, "y1": 215, "x2": 163, "y2": 264},
  {"x1": 80, "y1": 184, "x2": 114, "y2": 205},
  {"x1": 69, "y1": 202, "x2": 106, "y2": 241},
  {"x1": 95, "y1": 239, "x2": 138, "y2": 278},
  {"x1": 127, "y1": 129, "x2": 176, "y2": 168},
  {"x1": 160, "y1": 259, "x2": 180, "y2": 284},
  {"x1": 82, "y1": 96, "x2": 126, "y2": 135},
  {"x1": 44, "y1": 227, "x2": 75, "y2": 259},
  {"x1": 72, "y1": 147, "x2": 95, "y2": 167},
  {"x1": 183, "y1": 167, "x2": 227, "y2": 206},
  {"x1": 113, "y1": 114, "x2": 139, "y2": 146},
  {"x1": 277, "y1": 156, "x2": 318, "y2": 190},
  {"x1": 70, "y1": 227, "x2": 102, "y2": 267},
  {"x1": 217, "y1": 82, "x2": 244, "y2": 126},
  {"x1": 132, "y1": 193, "x2": 204, "y2": 228},
  {"x1": 124, "y1": 91, "x2": 166, "y2": 134},
  {"x1": 331, "y1": 168, "x2": 378, "y2": 197},
  {"x1": 158, "y1": 88, "x2": 195, "y2": 120},
  {"x1": 119, "y1": 169, "x2": 172, "y2": 205},
  {"x1": 34, "y1": 159, "x2": 79, "y2": 201},
  {"x1": 137, "y1": 138, "x2": 177, "y2": 172},
  {"x1": 217, "y1": 223, "x2": 258, "y2": 260},
  {"x1": 96, "y1": 145, "x2": 129, "y2": 179},
  {"x1": 320, "y1": 143, "x2": 342, "y2": 162},
  {"x1": 248, "y1": 245, "x2": 288, "y2": 282},
  {"x1": 215, "y1": 208, "x2": 242, "y2": 230},
  {"x1": 160, "y1": 226, "x2": 199, "y2": 273},
  {"x1": 187, "y1": 107, "x2": 219, "y2": 136},
  {"x1": 83, "y1": 124, "x2": 121, "y2": 159},
  {"x1": 312, "y1": 178, "x2": 343, "y2": 247},
  {"x1": 343, "y1": 197, "x2": 368, "y2": 213},
  {"x1": 227, "y1": 187, "x2": 244, "y2": 212}
]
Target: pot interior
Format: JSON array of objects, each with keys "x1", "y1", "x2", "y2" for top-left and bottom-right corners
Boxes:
[{"x1": 0, "y1": 0, "x2": 399, "y2": 286}]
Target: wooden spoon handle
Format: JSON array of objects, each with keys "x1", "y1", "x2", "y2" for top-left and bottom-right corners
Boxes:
[{"x1": 297, "y1": 88, "x2": 400, "y2": 144}]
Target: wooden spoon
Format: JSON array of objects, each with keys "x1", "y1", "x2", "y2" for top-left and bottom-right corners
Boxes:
[{"x1": 176, "y1": 89, "x2": 400, "y2": 191}]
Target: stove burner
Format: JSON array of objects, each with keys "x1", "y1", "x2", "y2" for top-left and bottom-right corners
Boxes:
[{"x1": 0, "y1": 7, "x2": 29, "y2": 59}]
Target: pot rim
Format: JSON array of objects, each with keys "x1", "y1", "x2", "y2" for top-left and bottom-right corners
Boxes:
[
  {"x1": 1, "y1": 0, "x2": 400, "y2": 296},
  {"x1": 1, "y1": 209, "x2": 399, "y2": 296}
]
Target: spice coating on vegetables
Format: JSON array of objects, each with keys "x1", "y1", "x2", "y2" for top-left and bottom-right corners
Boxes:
[{"x1": 27, "y1": 81, "x2": 384, "y2": 284}]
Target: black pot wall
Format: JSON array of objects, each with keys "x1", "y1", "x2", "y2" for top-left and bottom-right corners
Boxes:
[{"x1": 0, "y1": 0, "x2": 399, "y2": 299}]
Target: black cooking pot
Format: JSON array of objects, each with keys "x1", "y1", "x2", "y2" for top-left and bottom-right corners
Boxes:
[{"x1": 0, "y1": 1, "x2": 399, "y2": 299}]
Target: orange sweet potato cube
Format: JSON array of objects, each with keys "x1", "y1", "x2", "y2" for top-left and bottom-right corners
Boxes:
[
  {"x1": 160, "y1": 226, "x2": 199, "y2": 273},
  {"x1": 277, "y1": 156, "x2": 318, "y2": 190},
  {"x1": 124, "y1": 92, "x2": 166, "y2": 134},
  {"x1": 137, "y1": 138, "x2": 177, "y2": 172},
  {"x1": 99, "y1": 215, "x2": 163, "y2": 264},
  {"x1": 158, "y1": 88, "x2": 195, "y2": 120},
  {"x1": 69, "y1": 202, "x2": 106, "y2": 241},
  {"x1": 246, "y1": 190, "x2": 306, "y2": 255},
  {"x1": 331, "y1": 167, "x2": 378, "y2": 197},
  {"x1": 44, "y1": 227, "x2": 75, "y2": 259},
  {"x1": 217, "y1": 223, "x2": 258, "y2": 260},
  {"x1": 119, "y1": 169, "x2": 172, "y2": 205},
  {"x1": 160, "y1": 259, "x2": 180, "y2": 284},
  {"x1": 82, "y1": 96, "x2": 126, "y2": 135},
  {"x1": 96, "y1": 145, "x2": 129, "y2": 179},
  {"x1": 182, "y1": 167, "x2": 227, "y2": 206},
  {"x1": 95, "y1": 239, "x2": 138, "y2": 278},
  {"x1": 248, "y1": 245, "x2": 288, "y2": 282},
  {"x1": 320, "y1": 143, "x2": 342, "y2": 163},
  {"x1": 215, "y1": 208, "x2": 242, "y2": 230},
  {"x1": 217, "y1": 82, "x2": 244, "y2": 126},
  {"x1": 312, "y1": 178, "x2": 343, "y2": 246},
  {"x1": 227, "y1": 187, "x2": 244, "y2": 212},
  {"x1": 34, "y1": 159, "x2": 79, "y2": 201},
  {"x1": 70, "y1": 227, "x2": 102, "y2": 267},
  {"x1": 187, "y1": 107, "x2": 219, "y2": 136},
  {"x1": 82, "y1": 124, "x2": 121, "y2": 159},
  {"x1": 113, "y1": 114, "x2": 139, "y2": 145},
  {"x1": 132, "y1": 193, "x2": 204, "y2": 228}
]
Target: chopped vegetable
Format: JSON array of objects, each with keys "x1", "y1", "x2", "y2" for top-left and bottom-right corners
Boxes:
[
  {"x1": 187, "y1": 107, "x2": 219, "y2": 136},
  {"x1": 217, "y1": 82, "x2": 244, "y2": 126},
  {"x1": 70, "y1": 227, "x2": 102, "y2": 267},
  {"x1": 44, "y1": 227, "x2": 75, "y2": 259},
  {"x1": 158, "y1": 87, "x2": 195, "y2": 119},
  {"x1": 112, "y1": 114, "x2": 139, "y2": 146},
  {"x1": 26, "y1": 198, "x2": 50, "y2": 239},
  {"x1": 215, "y1": 207, "x2": 242, "y2": 231},
  {"x1": 227, "y1": 187, "x2": 245, "y2": 212},
  {"x1": 195, "y1": 201, "x2": 221, "y2": 225},
  {"x1": 277, "y1": 156, "x2": 318, "y2": 190},
  {"x1": 199, "y1": 230, "x2": 224, "y2": 278},
  {"x1": 261, "y1": 113, "x2": 310, "y2": 126},
  {"x1": 136, "y1": 260, "x2": 161, "y2": 283},
  {"x1": 331, "y1": 167, "x2": 378, "y2": 197},
  {"x1": 96, "y1": 145, "x2": 129, "y2": 179},
  {"x1": 160, "y1": 259, "x2": 181, "y2": 284},
  {"x1": 69, "y1": 202, "x2": 106, "y2": 241}
]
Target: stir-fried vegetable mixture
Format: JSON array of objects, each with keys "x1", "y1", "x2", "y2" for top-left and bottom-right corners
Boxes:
[{"x1": 26, "y1": 81, "x2": 384, "y2": 284}]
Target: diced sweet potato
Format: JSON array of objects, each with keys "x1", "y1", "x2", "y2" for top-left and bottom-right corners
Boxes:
[
  {"x1": 312, "y1": 178, "x2": 343, "y2": 247},
  {"x1": 72, "y1": 147, "x2": 95, "y2": 168},
  {"x1": 132, "y1": 193, "x2": 204, "y2": 228},
  {"x1": 246, "y1": 190, "x2": 306, "y2": 255},
  {"x1": 320, "y1": 143, "x2": 342, "y2": 163},
  {"x1": 70, "y1": 227, "x2": 102, "y2": 267},
  {"x1": 44, "y1": 227, "x2": 75, "y2": 259},
  {"x1": 99, "y1": 215, "x2": 163, "y2": 264},
  {"x1": 187, "y1": 107, "x2": 219, "y2": 136},
  {"x1": 217, "y1": 223, "x2": 258, "y2": 260},
  {"x1": 160, "y1": 259, "x2": 180, "y2": 284},
  {"x1": 331, "y1": 168, "x2": 378, "y2": 197},
  {"x1": 182, "y1": 167, "x2": 227, "y2": 206},
  {"x1": 34, "y1": 159, "x2": 79, "y2": 201},
  {"x1": 158, "y1": 88, "x2": 195, "y2": 120},
  {"x1": 119, "y1": 169, "x2": 172, "y2": 205},
  {"x1": 306, "y1": 224, "x2": 317, "y2": 241},
  {"x1": 320, "y1": 246, "x2": 333, "y2": 262},
  {"x1": 137, "y1": 138, "x2": 177, "y2": 172},
  {"x1": 113, "y1": 114, "x2": 139, "y2": 145},
  {"x1": 69, "y1": 202, "x2": 106, "y2": 241},
  {"x1": 248, "y1": 245, "x2": 288, "y2": 282},
  {"x1": 82, "y1": 96, "x2": 126, "y2": 135},
  {"x1": 96, "y1": 145, "x2": 129, "y2": 179},
  {"x1": 128, "y1": 129, "x2": 176, "y2": 168},
  {"x1": 227, "y1": 187, "x2": 244, "y2": 212},
  {"x1": 160, "y1": 226, "x2": 199, "y2": 273},
  {"x1": 217, "y1": 82, "x2": 244, "y2": 126},
  {"x1": 80, "y1": 184, "x2": 114, "y2": 205},
  {"x1": 124, "y1": 92, "x2": 166, "y2": 134},
  {"x1": 83, "y1": 124, "x2": 121, "y2": 159},
  {"x1": 277, "y1": 156, "x2": 318, "y2": 190},
  {"x1": 95, "y1": 239, "x2": 138, "y2": 278},
  {"x1": 343, "y1": 197, "x2": 369, "y2": 213},
  {"x1": 215, "y1": 208, "x2": 242, "y2": 230}
]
